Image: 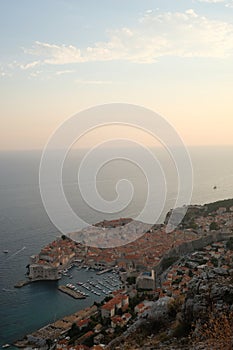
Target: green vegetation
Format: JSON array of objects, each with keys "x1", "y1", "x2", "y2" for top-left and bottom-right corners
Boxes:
[
  {"x1": 172, "y1": 322, "x2": 190, "y2": 338},
  {"x1": 188, "y1": 269, "x2": 194, "y2": 278},
  {"x1": 211, "y1": 257, "x2": 219, "y2": 267},
  {"x1": 126, "y1": 276, "x2": 136, "y2": 285},
  {"x1": 209, "y1": 222, "x2": 219, "y2": 231},
  {"x1": 82, "y1": 334, "x2": 94, "y2": 348},
  {"x1": 168, "y1": 296, "x2": 185, "y2": 318},
  {"x1": 129, "y1": 294, "x2": 143, "y2": 310},
  {"x1": 205, "y1": 198, "x2": 233, "y2": 214},
  {"x1": 189, "y1": 219, "x2": 198, "y2": 230},
  {"x1": 68, "y1": 322, "x2": 80, "y2": 340},
  {"x1": 172, "y1": 277, "x2": 182, "y2": 285},
  {"x1": 226, "y1": 237, "x2": 233, "y2": 250}
]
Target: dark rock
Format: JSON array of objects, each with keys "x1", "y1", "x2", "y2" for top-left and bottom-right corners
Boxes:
[{"x1": 213, "y1": 267, "x2": 229, "y2": 276}]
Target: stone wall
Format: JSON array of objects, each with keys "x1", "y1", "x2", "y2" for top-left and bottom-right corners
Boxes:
[{"x1": 155, "y1": 231, "x2": 233, "y2": 276}]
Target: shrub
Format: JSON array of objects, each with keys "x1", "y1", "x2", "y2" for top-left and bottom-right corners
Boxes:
[
  {"x1": 209, "y1": 222, "x2": 219, "y2": 231},
  {"x1": 193, "y1": 310, "x2": 233, "y2": 350},
  {"x1": 226, "y1": 237, "x2": 233, "y2": 250},
  {"x1": 172, "y1": 322, "x2": 190, "y2": 338}
]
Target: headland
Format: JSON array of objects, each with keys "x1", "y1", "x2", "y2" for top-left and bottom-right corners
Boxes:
[{"x1": 12, "y1": 198, "x2": 233, "y2": 349}]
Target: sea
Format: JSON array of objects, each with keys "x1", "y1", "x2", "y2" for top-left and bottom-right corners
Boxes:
[{"x1": 0, "y1": 146, "x2": 233, "y2": 347}]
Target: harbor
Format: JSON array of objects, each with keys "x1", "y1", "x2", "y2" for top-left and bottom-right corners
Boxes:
[
  {"x1": 3, "y1": 265, "x2": 122, "y2": 348},
  {"x1": 58, "y1": 265, "x2": 122, "y2": 300}
]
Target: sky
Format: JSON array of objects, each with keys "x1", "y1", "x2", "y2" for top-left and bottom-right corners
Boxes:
[{"x1": 0, "y1": 0, "x2": 233, "y2": 150}]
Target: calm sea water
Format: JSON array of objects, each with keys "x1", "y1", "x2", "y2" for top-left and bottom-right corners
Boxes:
[{"x1": 0, "y1": 147, "x2": 233, "y2": 346}]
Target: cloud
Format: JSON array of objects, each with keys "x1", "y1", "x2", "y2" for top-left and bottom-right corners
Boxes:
[
  {"x1": 22, "y1": 9, "x2": 233, "y2": 65},
  {"x1": 195, "y1": 0, "x2": 225, "y2": 3},
  {"x1": 75, "y1": 79, "x2": 112, "y2": 85},
  {"x1": 225, "y1": 1, "x2": 233, "y2": 7},
  {"x1": 196, "y1": 0, "x2": 233, "y2": 7},
  {"x1": 26, "y1": 41, "x2": 83, "y2": 64},
  {"x1": 0, "y1": 64, "x2": 12, "y2": 78},
  {"x1": 20, "y1": 60, "x2": 40, "y2": 70},
  {"x1": 55, "y1": 69, "x2": 75, "y2": 75}
]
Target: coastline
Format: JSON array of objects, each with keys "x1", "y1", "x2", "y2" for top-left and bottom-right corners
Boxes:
[
  {"x1": 6, "y1": 198, "x2": 233, "y2": 348},
  {"x1": 13, "y1": 304, "x2": 98, "y2": 349},
  {"x1": 11, "y1": 266, "x2": 123, "y2": 349}
]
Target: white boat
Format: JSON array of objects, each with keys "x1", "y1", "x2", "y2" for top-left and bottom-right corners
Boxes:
[
  {"x1": 3, "y1": 250, "x2": 9, "y2": 254},
  {"x1": 2, "y1": 344, "x2": 10, "y2": 348}
]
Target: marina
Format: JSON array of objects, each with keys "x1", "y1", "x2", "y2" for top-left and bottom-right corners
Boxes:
[
  {"x1": 0, "y1": 255, "x2": 122, "y2": 348},
  {"x1": 58, "y1": 264, "x2": 122, "y2": 300},
  {"x1": 58, "y1": 265, "x2": 122, "y2": 300},
  {"x1": 11, "y1": 267, "x2": 122, "y2": 348}
]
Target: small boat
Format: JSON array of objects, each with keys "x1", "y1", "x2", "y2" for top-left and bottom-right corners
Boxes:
[
  {"x1": 2, "y1": 344, "x2": 10, "y2": 348},
  {"x1": 3, "y1": 250, "x2": 9, "y2": 254}
]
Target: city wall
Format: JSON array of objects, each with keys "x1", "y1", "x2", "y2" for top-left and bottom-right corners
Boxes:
[{"x1": 154, "y1": 231, "x2": 233, "y2": 276}]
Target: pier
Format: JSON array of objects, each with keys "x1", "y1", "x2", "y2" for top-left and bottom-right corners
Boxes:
[
  {"x1": 14, "y1": 280, "x2": 30, "y2": 288},
  {"x1": 96, "y1": 268, "x2": 113, "y2": 275},
  {"x1": 58, "y1": 285, "x2": 86, "y2": 299}
]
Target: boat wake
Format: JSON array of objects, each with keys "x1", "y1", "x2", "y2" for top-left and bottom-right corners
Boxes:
[
  {"x1": 7, "y1": 246, "x2": 26, "y2": 260},
  {"x1": 2, "y1": 288, "x2": 16, "y2": 292}
]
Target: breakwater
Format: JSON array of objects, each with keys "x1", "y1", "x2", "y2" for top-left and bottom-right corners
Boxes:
[{"x1": 58, "y1": 285, "x2": 86, "y2": 299}]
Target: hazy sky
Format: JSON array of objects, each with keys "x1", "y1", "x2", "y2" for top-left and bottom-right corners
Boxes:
[{"x1": 0, "y1": 0, "x2": 232, "y2": 150}]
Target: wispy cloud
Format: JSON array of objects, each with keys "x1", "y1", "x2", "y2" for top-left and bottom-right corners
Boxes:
[
  {"x1": 0, "y1": 70, "x2": 7, "y2": 77},
  {"x1": 0, "y1": 64, "x2": 12, "y2": 78},
  {"x1": 15, "y1": 9, "x2": 233, "y2": 67},
  {"x1": 20, "y1": 60, "x2": 40, "y2": 70},
  {"x1": 195, "y1": 0, "x2": 225, "y2": 3},
  {"x1": 196, "y1": 0, "x2": 233, "y2": 7},
  {"x1": 75, "y1": 79, "x2": 112, "y2": 85},
  {"x1": 55, "y1": 69, "x2": 75, "y2": 75},
  {"x1": 225, "y1": 0, "x2": 233, "y2": 8},
  {"x1": 26, "y1": 41, "x2": 83, "y2": 64}
]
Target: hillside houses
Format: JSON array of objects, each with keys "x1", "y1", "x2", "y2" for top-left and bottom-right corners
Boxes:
[{"x1": 101, "y1": 292, "x2": 129, "y2": 318}]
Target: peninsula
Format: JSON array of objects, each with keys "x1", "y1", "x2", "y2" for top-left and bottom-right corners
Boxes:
[{"x1": 14, "y1": 198, "x2": 233, "y2": 349}]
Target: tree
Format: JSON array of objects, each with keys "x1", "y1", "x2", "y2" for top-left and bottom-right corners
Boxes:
[
  {"x1": 126, "y1": 276, "x2": 136, "y2": 285},
  {"x1": 226, "y1": 237, "x2": 233, "y2": 250},
  {"x1": 209, "y1": 222, "x2": 219, "y2": 231},
  {"x1": 46, "y1": 338, "x2": 53, "y2": 349},
  {"x1": 116, "y1": 308, "x2": 123, "y2": 316},
  {"x1": 189, "y1": 219, "x2": 198, "y2": 230},
  {"x1": 68, "y1": 322, "x2": 80, "y2": 338}
]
